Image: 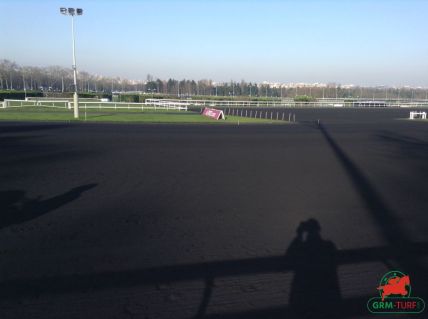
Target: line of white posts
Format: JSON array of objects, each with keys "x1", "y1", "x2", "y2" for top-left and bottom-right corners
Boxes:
[{"x1": 223, "y1": 108, "x2": 296, "y2": 122}]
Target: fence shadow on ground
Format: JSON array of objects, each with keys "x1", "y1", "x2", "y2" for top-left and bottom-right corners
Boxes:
[
  {"x1": 0, "y1": 236, "x2": 427, "y2": 318},
  {"x1": 377, "y1": 131, "x2": 428, "y2": 161}
]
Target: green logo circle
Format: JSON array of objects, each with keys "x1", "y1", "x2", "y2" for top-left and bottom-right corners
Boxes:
[{"x1": 378, "y1": 270, "x2": 411, "y2": 299}]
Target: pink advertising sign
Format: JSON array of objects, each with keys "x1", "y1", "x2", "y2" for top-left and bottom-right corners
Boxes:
[{"x1": 201, "y1": 108, "x2": 225, "y2": 120}]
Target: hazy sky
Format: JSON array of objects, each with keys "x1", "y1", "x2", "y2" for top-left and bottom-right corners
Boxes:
[{"x1": 1, "y1": 0, "x2": 427, "y2": 86}]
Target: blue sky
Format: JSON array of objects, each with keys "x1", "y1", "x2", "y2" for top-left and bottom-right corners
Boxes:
[{"x1": 1, "y1": 0, "x2": 427, "y2": 86}]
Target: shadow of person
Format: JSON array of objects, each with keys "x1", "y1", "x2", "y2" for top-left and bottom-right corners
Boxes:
[
  {"x1": 286, "y1": 218, "x2": 341, "y2": 319},
  {"x1": 0, "y1": 184, "x2": 97, "y2": 230}
]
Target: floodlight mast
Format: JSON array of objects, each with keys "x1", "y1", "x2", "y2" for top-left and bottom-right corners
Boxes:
[
  {"x1": 60, "y1": 7, "x2": 83, "y2": 119},
  {"x1": 71, "y1": 14, "x2": 78, "y2": 118}
]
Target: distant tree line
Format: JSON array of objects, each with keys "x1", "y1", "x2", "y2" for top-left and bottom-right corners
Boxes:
[{"x1": 1, "y1": 59, "x2": 427, "y2": 100}]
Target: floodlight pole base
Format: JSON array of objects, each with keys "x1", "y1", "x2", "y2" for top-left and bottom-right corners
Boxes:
[{"x1": 73, "y1": 92, "x2": 79, "y2": 119}]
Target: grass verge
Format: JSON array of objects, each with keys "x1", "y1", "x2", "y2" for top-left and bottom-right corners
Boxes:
[{"x1": 0, "y1": 106, "x2": 289, "y2": 125}]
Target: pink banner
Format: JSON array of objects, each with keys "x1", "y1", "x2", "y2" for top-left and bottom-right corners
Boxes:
[{"x1": 201, "y1": 108, "x2": 225, "y2": 120}]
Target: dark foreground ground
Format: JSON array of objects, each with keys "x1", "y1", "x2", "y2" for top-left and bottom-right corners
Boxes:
[{"x1": 1, "y1": 108, "x2": 428, "y2": 318}]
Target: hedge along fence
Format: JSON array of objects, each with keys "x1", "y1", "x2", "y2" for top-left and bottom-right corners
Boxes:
[
  {"x1": 0, "y1": 89, "x2": 285, "y2": 103},
  {"x1": 112, "y1": 94, "x2": 172, "y2": 103},
  {"x1": 112, "y1": 94, "x2": 284, "y2": 103},
  {"x1": 0, "y1": 91, "x2": 112, "y2": 101},
  {"x1": 293, "y1": 95, "x2": 316, "y2": 102},
  {"x1": 114, "y1": 94, "x2": 140, "y2": 103},
  {"x1": 189, "y1": 95, "x2": 282, "y2": 102},
  {"x1": 0, "y1": 90, "x2": 43, "y2": 101},
  {"x1": 45, "y1": 92, "x2": 112, "y2": 100}
]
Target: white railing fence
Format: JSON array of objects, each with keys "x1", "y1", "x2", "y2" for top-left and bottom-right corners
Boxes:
[
  {"x1": 2, "y1": 100, "x2": 69, "y2": 108},
  {"x1": 78, "y1": 101, "x2": 187, "y2": 111},
  {"x1": 3, "y1": 98, "x2": 428, "y2": 110},
  {"x1": 145, "y1": 98, "x2": 428, "y2": 108},
  {"x1": 2, "y1": 99, "x2": 188, "y2": 111}
]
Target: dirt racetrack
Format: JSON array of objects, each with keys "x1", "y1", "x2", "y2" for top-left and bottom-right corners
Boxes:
[{"x1": 1, "y1": 108, "x2": 428, "y2": 318}]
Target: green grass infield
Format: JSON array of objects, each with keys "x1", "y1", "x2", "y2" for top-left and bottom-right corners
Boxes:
[{"x1": 0, "y1": 106, "x2": 290, "y2": 125}]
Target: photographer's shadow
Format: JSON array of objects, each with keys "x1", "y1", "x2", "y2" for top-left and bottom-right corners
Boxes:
[{"x1": 285, "y1": 219, "x2": 342, "y2": 319}]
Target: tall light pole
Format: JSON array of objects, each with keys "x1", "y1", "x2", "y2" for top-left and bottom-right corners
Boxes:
[
  {"x1": 22, "y1": 74, "x2": 27, "y2": 100},
  {"x1": 60, "y1": 7, "x2": 83, "y2": 119}
]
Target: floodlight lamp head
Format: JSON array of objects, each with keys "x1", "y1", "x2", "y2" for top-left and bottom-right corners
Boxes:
[
  {"x1": 76, "y1": 8, "x2": 83, "y2": 15},
  {"x1": 60, "y1": 7, "x2": 67, "y2": 15},
  {"x1": 68, "y1": 8, "x2": 75, "y2": 15}
]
